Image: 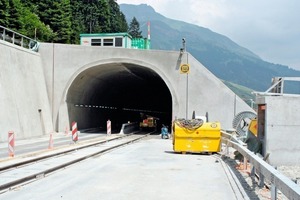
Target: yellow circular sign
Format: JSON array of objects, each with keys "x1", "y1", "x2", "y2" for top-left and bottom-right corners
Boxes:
[{"x1": 180, "y1": 64, "x2": 190, "y2": 74}]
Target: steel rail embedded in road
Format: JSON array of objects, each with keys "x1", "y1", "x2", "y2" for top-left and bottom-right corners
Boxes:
[
  {"x1": 0, "y1": 133, "x2": 152, "y2": 193},
  {"x1": 0, "y1": 132, "x2": 141, "y2": 171}
]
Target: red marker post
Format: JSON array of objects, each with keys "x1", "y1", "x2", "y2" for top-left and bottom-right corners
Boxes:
[
  {"x1": 107, "y1": 120, "x2": 111, "y2": 136},
  {"x1": 72, "y1": 121, "x2": 78, "y2": 142},
  {"x1": 8, "y1": 131, "x2": 15, "y2": 157},
  {"x1": 48, "y1": 133, "x2": 54, "y2": 149}
]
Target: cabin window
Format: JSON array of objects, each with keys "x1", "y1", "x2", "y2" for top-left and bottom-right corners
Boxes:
[
  {"x1": 91, "y1": 39, "x2": 101, "y2": 46},
  {"x1": 103, "y1": 38, "x2": 114, "y2": 46}
]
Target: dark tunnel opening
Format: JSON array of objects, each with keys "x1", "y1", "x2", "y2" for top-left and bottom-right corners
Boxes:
[{"x1": 66, "y1": 63, "x2": 172, "y2": 133}]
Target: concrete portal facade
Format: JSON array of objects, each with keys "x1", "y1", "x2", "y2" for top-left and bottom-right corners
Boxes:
[{"x1": 0, "y1": 41, "x2": 252, "y2": 141}]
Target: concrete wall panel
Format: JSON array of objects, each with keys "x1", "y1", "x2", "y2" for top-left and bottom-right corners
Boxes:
[
  {"x1": 262, "y1": 96, "x2": 300, "y2": 166},
  {"x1": 0, "y1": 41, "x2": 53, "y2": 141}
]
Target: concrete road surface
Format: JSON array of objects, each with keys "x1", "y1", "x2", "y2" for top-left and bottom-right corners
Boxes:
[{"x1": 0, "y1": 135, "x2": 248, "y2": 200}]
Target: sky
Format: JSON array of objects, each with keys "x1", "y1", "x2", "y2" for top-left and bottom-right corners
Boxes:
[{"x1": 117, "y1": 0, "x2": 300, "y2": 70}]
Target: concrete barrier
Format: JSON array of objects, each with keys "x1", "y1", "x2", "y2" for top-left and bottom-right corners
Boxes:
[{"x1": 119, "y1": 122, "x2": 139, "y2": 134}]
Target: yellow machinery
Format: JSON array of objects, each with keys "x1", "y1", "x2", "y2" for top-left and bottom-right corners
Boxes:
[
  {"x1": 248, "y1": 118, "x2": 257, "y2": 136},
  {"x1": 173, "y1": 119, "x2": 221, "y2": 153},
  {"x1": 140, "y1": 116, "x2": 157, "y2": 130}
]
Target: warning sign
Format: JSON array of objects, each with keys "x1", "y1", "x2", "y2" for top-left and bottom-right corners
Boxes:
[{"x1": 180, "y1": 64, "x2": 190, "y2": 74}]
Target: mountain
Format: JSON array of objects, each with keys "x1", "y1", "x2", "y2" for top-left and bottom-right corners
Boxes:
[{"x1": 120, "y1": 4, "x2": 300, "y2": 92}]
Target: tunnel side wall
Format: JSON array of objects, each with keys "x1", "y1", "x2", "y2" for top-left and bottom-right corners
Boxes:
[
  {"x1": 0, "y1": 41, "x2": 53, "y2": 141},
  {"x1": 39, "y1": 43, "x2": 253, "y2": 131}
]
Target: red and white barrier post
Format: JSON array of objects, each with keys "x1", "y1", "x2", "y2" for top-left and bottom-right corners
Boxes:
[
  {"x1": 72, "y1": 121, "x2": 78, "y2": 142},
  {"x1": 65, "y1": 124, "x2": 69, "y2": 135},
  {"x1": 8, "y1": 131, "x2": 15, "y2": 157},
  {"x1": 107, "y1": 120, "x2": 111, "y2": 136},
  {"x1": 48, "y1": 133, "x2": 54, "y2": 149}
]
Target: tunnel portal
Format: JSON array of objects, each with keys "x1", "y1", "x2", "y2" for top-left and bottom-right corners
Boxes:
[{"x1": 66, "y1": 63, "x2": 172, "y2": 132}]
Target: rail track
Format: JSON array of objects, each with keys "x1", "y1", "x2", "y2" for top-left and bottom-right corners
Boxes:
[{"x1": 0, "y1": 132, "x2": 153, "y2": 193}]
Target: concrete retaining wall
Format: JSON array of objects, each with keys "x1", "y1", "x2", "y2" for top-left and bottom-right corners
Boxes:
[
  {"x1": 0, "y1": 41, "x2": 53, "y2": 141},
  {"x1": 257, "y1": 95, "x2": 300, "y2": 166}
]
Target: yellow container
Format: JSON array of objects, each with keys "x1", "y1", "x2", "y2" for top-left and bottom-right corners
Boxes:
[{"x1": 173, "y1": 122, "x2": 221, "y2": 153}]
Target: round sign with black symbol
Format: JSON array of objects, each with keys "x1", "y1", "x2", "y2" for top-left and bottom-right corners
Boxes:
[{"x1": 180, "y1": 64, "x2": 190, "y2": 74}]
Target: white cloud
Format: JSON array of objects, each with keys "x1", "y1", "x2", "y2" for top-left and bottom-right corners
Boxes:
[{"x1": 118, "y1": 0, "x2": 300, "y2": 70}]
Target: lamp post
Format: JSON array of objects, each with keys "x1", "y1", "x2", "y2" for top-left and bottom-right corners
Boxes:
[
  {"x1": 179, "y1": 38, "x2": 189, "y2": 119},
  {"x1": 182, "y1": 38, "x2": 188, "y2": 119}
]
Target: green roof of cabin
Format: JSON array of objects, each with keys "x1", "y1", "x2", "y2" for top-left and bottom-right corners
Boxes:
[{"x1": 80, "y1": 32, "x2": 132, "y2": 39}]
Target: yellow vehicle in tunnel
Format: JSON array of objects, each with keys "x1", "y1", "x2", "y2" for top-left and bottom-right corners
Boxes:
[{"x1": 172, "y1": 118, "x2": 221, "y2": 153}]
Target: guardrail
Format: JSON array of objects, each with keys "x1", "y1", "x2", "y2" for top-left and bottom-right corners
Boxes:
[
  {"x1": 221, "y1": 130, "x2": 300, "y2": 200},
  {"x1": 119, "y1": 122, "x2": 140, "y2": 134},
  {"x1": 0, "y1": 25, "x2": 39, "y2": 51}
]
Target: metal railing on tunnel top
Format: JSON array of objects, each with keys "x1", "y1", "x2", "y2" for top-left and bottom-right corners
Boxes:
[
  {"x1": 221, "y1": 130, "x2": 300, "y2": 200},
  {"x1": 0, "y1": 25, "x2": 39, "y2": 51}
]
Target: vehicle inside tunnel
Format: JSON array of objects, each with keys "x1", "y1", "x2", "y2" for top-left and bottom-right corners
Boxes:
[{"x1": 66, "y1": 63, "x2": 172, "y2": 133}]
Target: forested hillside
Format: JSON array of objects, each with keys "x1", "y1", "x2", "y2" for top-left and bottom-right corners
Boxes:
[
  {"x1": 2, "y1": 1, "x2": 300, "y2": 94},
  {"x1": 120, "y1": 4, "x2": 300, "y2": 92},
  {"x1": 0, "y1": 0, "x2": 127, "y2": 43}
]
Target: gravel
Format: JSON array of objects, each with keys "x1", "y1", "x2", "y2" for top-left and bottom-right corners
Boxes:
[{"x1": 220, "y1": 147, "x2": 300, "y2": 200}]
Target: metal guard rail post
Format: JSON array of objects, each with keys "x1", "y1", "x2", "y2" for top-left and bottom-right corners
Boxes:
[
  {"x1": 0, "y1": 25, "x2": 39, "y2": 52},
  {"x1": 221, "y1": 130, "x2": 300, "y2": 200}
]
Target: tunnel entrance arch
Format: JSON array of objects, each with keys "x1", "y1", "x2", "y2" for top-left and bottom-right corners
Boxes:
[{"x1": 64, "y1": 62, "x2": 173, "y2": 132}]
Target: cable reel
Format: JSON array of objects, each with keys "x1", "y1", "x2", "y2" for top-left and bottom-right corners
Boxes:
[{"x1": 232, "y1": 111, "x2": 257, "y2": 139}]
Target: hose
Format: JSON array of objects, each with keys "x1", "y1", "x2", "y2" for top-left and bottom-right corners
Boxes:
[{"x1": 174, "y1": 118, "x2": 204, "y2": 132}]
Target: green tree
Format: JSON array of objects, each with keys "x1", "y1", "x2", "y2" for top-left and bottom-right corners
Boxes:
[
  {"x1": 81, "y1": 0, "x2": 110, "y2": 33},
  {"x1": 19, "y1": 9, "x2": 54, "y2": 41},
  {"x1": 20, "y1": 0, "x2": 54, "y2": 41},
  {"x1": 128, "y1": 17, "x2": 142, "y2": 38},
  {"x1": 0, "y1": 0, "x2": 10, "y2": 26},
  {"x1": 52, "y1": 0, "x2": 72, "y2": 43},
  {"x1": 7, "y1": 0, "x2": 23, "y2": 31},
  {"x1": 108, "y1": 0, "x2": 128, "y2": 32},
  {"x1": 35, "y1": 0, "x2": 72, "y2": 43},
  {"x1": 70, "y1": 0, "x2": 85, "y2": 43},
  {"x1": 1, "y1": 0, "x2": 129, "y2": 43}
]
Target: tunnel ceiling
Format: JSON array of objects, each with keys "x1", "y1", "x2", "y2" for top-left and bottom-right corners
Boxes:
[{"x1": 67, "y1": 62, "x2": 172, "y2": 116}]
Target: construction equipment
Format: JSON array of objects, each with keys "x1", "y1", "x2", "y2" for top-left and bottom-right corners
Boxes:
[
  {"x1": 232, "y1": 111, "x2": 261, "y2": 153},
  {"x1": 140, "y1": 115, "x2": 157, "y2": 130},
  {"x1": 172, "y1": 114, "x2": 221, "y2": 153}
]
